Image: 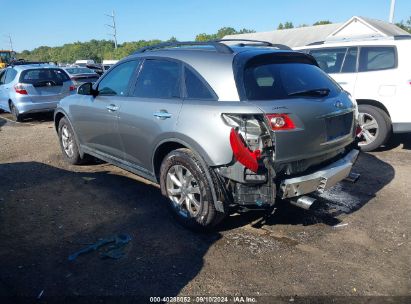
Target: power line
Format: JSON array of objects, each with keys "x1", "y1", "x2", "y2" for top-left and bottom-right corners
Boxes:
[{"x1": 105, "y1": 10, "x2": 118, "y2": 49}]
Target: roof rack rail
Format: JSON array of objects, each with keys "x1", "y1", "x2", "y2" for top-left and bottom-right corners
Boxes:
[
  {"x1": 133, "y1": 41, "x2": 233, "y2": 54},
  {"x1": 215, "y1": 39, "x2": 291, "y2": 50},
  {"x1": 10, "y1": 60, "x2": 49, "y2": 66}
]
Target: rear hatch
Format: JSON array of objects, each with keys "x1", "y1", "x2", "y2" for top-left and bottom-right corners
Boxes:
[
  {"x1": 235, "y1": 51, "x2": 357, "y2": 173},
  {"x1": 71, "y1": 73, "x2": 99, "y2": 85},
  {"x1": 19, "y1": 68, "x2": 73, "y2": 102}
]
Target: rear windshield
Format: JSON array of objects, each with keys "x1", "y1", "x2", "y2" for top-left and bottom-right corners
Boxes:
[
  {"x1": 243, "y1": 63, "x2": 341, "y2": 100},
  {"x1": 19, "y1": 68, "x2": 70, "y2": 85},
  {"x1": 65, "y1": 67, "x2": 95, "y2": 74}
]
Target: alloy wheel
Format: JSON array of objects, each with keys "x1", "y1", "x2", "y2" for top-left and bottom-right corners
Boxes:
[
  {"x1": 61, "y1": 125, "x2": 74, "y2": 158},
  {"x1": 166, "y1": 164, "x2": 202, "y2": 218},
  {"x1": 358, "y1": 112, "x2": 379, "y2": 146}
]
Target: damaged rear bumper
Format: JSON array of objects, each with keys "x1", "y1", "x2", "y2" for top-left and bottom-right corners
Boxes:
[{"x1": 280, "y1": 149, "x2": 360, "y2": 199}]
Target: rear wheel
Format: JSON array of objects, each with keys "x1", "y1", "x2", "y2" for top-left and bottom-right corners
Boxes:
[
  {"x1": 357, "y1": 104, "x2": 391, "y2": 152},
  {"x1": 160, "y1": 148, "x2": 225, "y2": 230},
  {"x1": 10, "y1": 102, "x2": 23, "y2": 122}
]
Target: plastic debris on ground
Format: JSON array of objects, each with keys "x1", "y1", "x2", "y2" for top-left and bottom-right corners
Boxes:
[{"x1": 68, "y1": 233, "x2": 132, "y2": 261}]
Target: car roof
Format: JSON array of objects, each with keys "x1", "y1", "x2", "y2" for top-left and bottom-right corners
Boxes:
[{"x1": 12, "y1": 64, "x2": 61, "y2": 72}]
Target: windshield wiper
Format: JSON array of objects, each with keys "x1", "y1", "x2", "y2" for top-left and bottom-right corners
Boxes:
[{"x1": 288, "y1": 88, "x2": 330, "y2": 97}]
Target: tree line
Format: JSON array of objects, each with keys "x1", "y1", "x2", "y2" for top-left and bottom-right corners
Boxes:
[
  {"x1": 17, "y1": 18, "x2": 411, "y2": 63},
  {"x1": 17, "y1": 27, "x2": 254, "y2": 63}
]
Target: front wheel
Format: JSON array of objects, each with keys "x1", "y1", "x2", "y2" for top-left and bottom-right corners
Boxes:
[
  {"x1": 159, "y1": 148, "x2": 225, "y2": 230},
  {"x1": 357, "y1": 105, "x2": 391, "y2": 152},
  {"x1": 58, "y1": 117, "x2": 85, "y2": 165}
]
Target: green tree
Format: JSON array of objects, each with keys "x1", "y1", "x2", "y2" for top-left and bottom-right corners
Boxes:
[
  {"x1": 277, "y1": 22, "x2": 293, "y2": 30},
  {"x1": 313, "y1": 20, "x2": 332, "y2": 26},
  {"x1": 195, "y1": 27, "x2": 255, "y2": 41},
  {"x1": 395, "y1": 16, "x2": 411, "y2": 33}
]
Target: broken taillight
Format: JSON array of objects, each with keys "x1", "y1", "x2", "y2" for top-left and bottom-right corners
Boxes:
[
  {"x1": 229, "y1": 128, "x2": 260, "y2": 173},
  {"x1": 265, "y1": 114, "x2": 295, "y2": 130}
]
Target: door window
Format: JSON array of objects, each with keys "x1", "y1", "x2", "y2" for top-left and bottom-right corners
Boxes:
[
  {"x1": 0, "y1": 70, "x2": 6, "y2": 85},
  {"x1": 98, "y1": 60, "x2": 139, "y2": 96},
  {"x1": 309, "y1": 48, "x2": 347, "y2": 73},
  {"x1": 133, "y1": 59, "x2": 181, "y2": 99},
  {"x1": 341, "y1": 47, "x2": 358, "y2": 73},
  {"x1": 359, "y1": 47, "x2": 396, "y2": 72},
  {"x1": 184, "y1": 67, "x2": 215, "y2": 100}
]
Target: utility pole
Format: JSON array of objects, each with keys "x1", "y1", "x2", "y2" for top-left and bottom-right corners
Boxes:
[
  {"x1": 5, "y1": 34, "x2": 13, "y2": 51},
  {"x1": 105, "y1": 10, "x2": 118, "y2": 49},
  {"x1": 389, "y1": 0, "x2": 396, "y2": 23}
]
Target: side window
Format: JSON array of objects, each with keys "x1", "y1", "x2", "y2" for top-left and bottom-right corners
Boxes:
[
  {"x1": 133, "y1": 59, "x2": 181, "y2": 99},
  {"x1": 359, "y1": 47, "x2": 396, "y2": 72},
  {"x1": 184, "y1": 67, "x2": 215, "y2": 100},
  {"x1": 4, "y1": 69, "x2": 17, "y2": 84},
  {"x1": 98, "y1": 60, "x2": 139, "y2": 96},
  {"x1": 309, "y1": 48, "x2": 347, "y2": 73},
  {"x1": 341, "y1": 47, "x2": 358, "y2": 73}
]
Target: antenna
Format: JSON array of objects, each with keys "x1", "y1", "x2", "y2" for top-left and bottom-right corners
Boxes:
[{"x1": 105, "y1": 10, "x2": 118, "y2": 49}]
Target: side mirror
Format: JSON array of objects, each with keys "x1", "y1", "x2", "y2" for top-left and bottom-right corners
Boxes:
[{"x1": 77, "y1": 82, "x2": 98, "y2": 96}]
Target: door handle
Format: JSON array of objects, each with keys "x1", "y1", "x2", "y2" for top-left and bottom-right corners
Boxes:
[
  {"x1": 106, "y1": 104, "x2": 119, "y2": 112},
  {"x1": 153, "y1": 111, "x2": 172, "y2": 120}
]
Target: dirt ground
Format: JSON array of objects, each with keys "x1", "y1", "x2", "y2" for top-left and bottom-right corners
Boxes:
[{"x1": 0, "y1": 113, "x2": 410, "y2": 302}]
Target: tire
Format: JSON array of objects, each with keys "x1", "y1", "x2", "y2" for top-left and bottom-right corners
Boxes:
[
  {"x1": 357, "y1": 104, "x2": 391, "y2": 152},
  {"x1": 58, "y1": 117, "x2": 85, "y2": 165},
  {"x1": 159, "y1": 148, "x2": 226, "y2": 230},
  {"x1": 9, "y1": 102, "x2": 23, "y2": 122}
]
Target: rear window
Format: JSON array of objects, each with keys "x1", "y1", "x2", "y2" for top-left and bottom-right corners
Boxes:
[
  {"x1": 19, "y1": 68, "x2": 70, "y2": 84},
  {"x1": 65, "y1": 67, "x2": 95, "y2": 74},
  {"x1": 243, "y1": 63, "x2": 341, "y2": 101},
  {"x1": 359, "y1": 46, "x2": 396, "y2": 72}
]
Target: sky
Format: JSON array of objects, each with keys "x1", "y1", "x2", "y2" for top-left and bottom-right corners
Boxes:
[{"x1": 0, "y1": 0, "x2": 410, "y2": 52}]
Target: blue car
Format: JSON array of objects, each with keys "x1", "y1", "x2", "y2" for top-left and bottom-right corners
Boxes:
[{"x1": 0, "y1": 64, "x2": 75, "y2": 121}]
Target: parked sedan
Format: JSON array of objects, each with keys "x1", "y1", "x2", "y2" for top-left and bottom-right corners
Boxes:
[
  {"x1": 63, "y1": 67, "x2": 100, "y2": 87},
  {"x1": 0, "y1": 64, "x2": 75, "y2": 121}
]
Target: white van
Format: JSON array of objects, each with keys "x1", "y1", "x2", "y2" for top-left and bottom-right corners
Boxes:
[
  {"x1": 75, "y1": 60, "x2": 95, "y2": 67},
  {"x1": 295, "y1": 36, "x2": 411, "y2": 151}
]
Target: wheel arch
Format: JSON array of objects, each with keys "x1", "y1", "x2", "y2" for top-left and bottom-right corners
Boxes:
[
  {"x1": 356, "y1": 99, "x2": 391, "y2": 119},
  {"x1": 152, "y1": 138, "x2": 226, "y2": 213}
]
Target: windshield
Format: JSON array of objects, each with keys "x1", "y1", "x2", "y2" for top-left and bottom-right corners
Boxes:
[
  {"x1": 0, "y1": 51, "x2": 11, "y2": 61},
  {"x1": 243, "y1": 63, "x2": 341, "y2": 100},
  {"x1": 65, "y1": 67, "x2": 95, "y2": 74}
]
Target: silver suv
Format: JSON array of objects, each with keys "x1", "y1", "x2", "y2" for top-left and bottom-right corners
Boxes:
[
  {"x1": 0, "y1": 63, "x2": 75, "y2": 121},
  {"x1": 54, "y1": 40, "x2": 360, "y2": 230}
]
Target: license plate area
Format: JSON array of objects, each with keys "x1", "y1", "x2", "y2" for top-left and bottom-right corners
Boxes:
[{"x1": 325, "y1": 113, "x2": 353, "y2": 141}]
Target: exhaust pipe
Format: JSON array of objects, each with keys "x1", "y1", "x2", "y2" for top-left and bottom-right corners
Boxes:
[{"x1": 289, "y1": 196, "x2": 316, "y2": 210}]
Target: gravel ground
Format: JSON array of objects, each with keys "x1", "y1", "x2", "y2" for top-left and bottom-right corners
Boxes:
[{"x1": 0, "y1": 113, "x2": 410, "y2": 302}]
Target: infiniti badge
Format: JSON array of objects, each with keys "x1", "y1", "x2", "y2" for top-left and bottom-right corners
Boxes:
[{"x1": 335, "y1": 101, "x2": 344, "y2": 109}]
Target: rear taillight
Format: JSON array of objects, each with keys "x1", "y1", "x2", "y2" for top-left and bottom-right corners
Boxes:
[
  {"x1": 265, "y1": 114, "x2": 295, "y2": 130},
  {"x1": 14, "y1": 83, "x2": 28, "y2": 95},
  {"x1": 229, "y1": 128, "x2": 260, "y2": 173},
  {"x1": 69, "y1": 85, "x2": 76, "y2": 91}
]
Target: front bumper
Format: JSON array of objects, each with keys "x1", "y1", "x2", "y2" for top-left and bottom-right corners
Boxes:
[{"x1": 280, "y1": 149, "x2": 360, "y2": 199}]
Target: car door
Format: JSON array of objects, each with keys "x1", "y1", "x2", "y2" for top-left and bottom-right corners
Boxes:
[
  {"x1": 116, "y1": 58, "x2": 183, "y2": 173},
  {"x1": 70, "y1": 60, "x2": 140, "y2": 160},
  {"x1": 309, "y1": 47, "x2": 358, "y2": 94},
  {"x1": 0, "y1": 69, "x2": 8, "y2": 110},
  {"x1": 353, "y1": 46, "x2": 400, "y2": 117}
]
